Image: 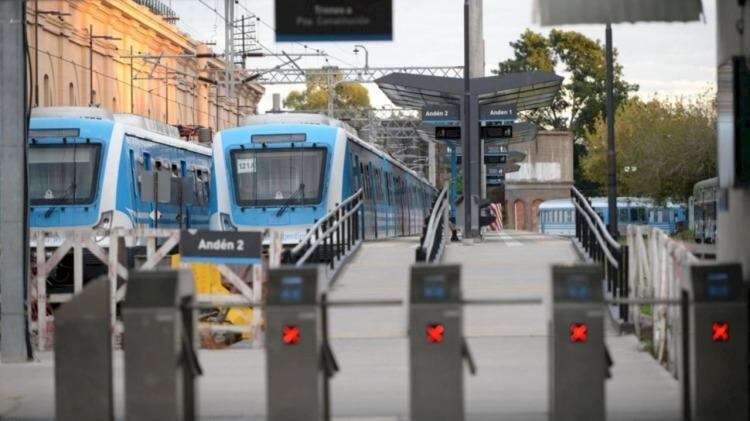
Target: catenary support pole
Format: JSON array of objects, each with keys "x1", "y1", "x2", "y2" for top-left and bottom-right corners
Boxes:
[
  {"x1": 130, "y1": 45, "x2": 134, "y2": 113},
  {"x1": 605, "y1": 23, "x2": 618, "y2": 237},
  {"x1": 462, "y1": 0, "x2": 473, "y2": 238},
  {"x1": 89, "y1": 24, "x2": 94, "y2": 106},
  {"x1": 0, "y1": 0, "x2": 32, "y2": 362}
]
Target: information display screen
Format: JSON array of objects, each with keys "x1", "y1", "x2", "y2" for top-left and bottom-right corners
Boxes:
[
  {"x1": 421, "y1": 274, "x2": 448, "y2": 301},
  {"x1": 565, "y1": 274, "x2": 592, "y2": 300},
  {"x1": 279, "y1": 276, "x2": 304, "y2": 303},
  {"x1": 481, "y1": 125, "x2": 513, "y2": 140},
  {"x1": 705, "y1": 271, "x2": 733, "y2": 299},
  {"x1": 251, "y1": 133, "x2": 306, "y2": 144}
]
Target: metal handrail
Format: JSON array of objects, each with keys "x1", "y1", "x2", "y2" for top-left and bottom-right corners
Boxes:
[
  {"x1": 290, "y1": 188, "x2": 363, "y2": 256},
  {"x1": 283, "y1": 189, "x2": 364, "y2": 278},
  {"x1": 571, "y1": 187, "x2": 621, "y2": 251},
  {"x1": 417, "y1": 187, "x2": 449, "y2": 263},
  {"x1": 570, "y1": 187, "x2": 630, "y2": 326},
  {"x1": 295, "y1": 202, "x2": 362, "y2": 265},
  {"x1": 572, "y1": 200, "x2": 619, "y2": 268}
]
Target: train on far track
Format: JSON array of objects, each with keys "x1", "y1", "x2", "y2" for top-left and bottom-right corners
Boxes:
[
  {"x1": 209, "y1": 113, "x2": 437, "y2": 243},
  {"x1": 29, "y1": 107, "x2": 212, "y2": 292},
  {"x1": 538, "y1": 197, "x2": 686, "y2": 236}
]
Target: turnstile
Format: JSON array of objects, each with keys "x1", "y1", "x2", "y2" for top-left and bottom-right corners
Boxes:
[
  {"x1": 54, "y1": 278, "x2": 113, "y2": 421},
  {"x1": 266, "y1": 266, "x2": 325, "y2": 421},
  {"x1": 682, "y1": 263, "x2": 748, "y2": 420},
  {"x1": 549, "y1": 264, "x2": 605, "y2": 421},
  {"x1": 123, "y1": 270, "x2": 200, "y2": 421},
  {"x1": 409, "y1": 264, "x2": 474, "y2": 421}
]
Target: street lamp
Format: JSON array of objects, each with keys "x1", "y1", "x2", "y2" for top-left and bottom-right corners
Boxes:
[
  {"x1": 89, "y1": 24, "x2": 121, "y2": 106},
  {"x1": 34, "y1": 1, "x2": 70, "y2": 106},
  {"x1": 353, "y1": 44, "x2": 369, "y2": 71}
]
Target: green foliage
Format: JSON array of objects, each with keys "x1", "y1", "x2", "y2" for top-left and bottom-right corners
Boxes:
[
  {"x1": 581, "y1": 93, "x2": 716, "y2": 202},
  {"x1": 283, "y1": 69, "x2": 371, "y2": 111},
  {"x1": 494, "y1": 29, "x2": 638, "y2": 192},
  {"x1": 495, "y1": 29, "x2": 638, "y2": 139}
]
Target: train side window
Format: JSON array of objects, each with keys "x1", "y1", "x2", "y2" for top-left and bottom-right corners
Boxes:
[
  {"x1": 385, "y1": 173, "x2": 392, "y2": 205},
  {"x1": 374, "y1": 169, "x2": 381, "y2": 202},
  {"x1": 359, "y1": 163, "x2": 368, "y2": 199},
  {"x1": 619, "y1": 208, "x2": 628, "y2": 222},
  {"x1": 128, "y1": 149, "x2": 139, "y2": 198},
  {"x1": 202, "y1": 170, "x2": 210, "y2": 205}
]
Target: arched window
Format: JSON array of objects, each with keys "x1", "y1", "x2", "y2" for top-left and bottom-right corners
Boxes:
[
  {"x1": 112, "y1": 97, "x2": 117, "y2": 113},
  {"x1": 68, "y1": 83, "x2": 76, "y2": 106},
  {"x1": 91, "y1": 90, "x2": 97, "y2": 106},
  {"x1": 43, "y1": 74, "x2": 50, "y2": 106}
]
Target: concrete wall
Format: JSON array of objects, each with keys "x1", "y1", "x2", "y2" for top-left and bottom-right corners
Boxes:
[
  {"x1": 503, "y1": 130, "x2": 574, "y2": 231},
  {"x1": 27, "y1": 0, "x2": 264, "y2": 132}
]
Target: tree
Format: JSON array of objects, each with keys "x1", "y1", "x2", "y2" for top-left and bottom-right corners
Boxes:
[
  {"x1": 581, "y1": 93, "x2": 716, "y2": 202},
  {"x1": 284, "y1": 69, "x2": 371, "y2": 111},
  {"x1": 494, "y1": 29, "x2": 638, "y2": 191}
]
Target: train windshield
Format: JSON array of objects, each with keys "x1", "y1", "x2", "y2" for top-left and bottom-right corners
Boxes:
[
  {"x1": 231, "y1": 147, "x2": 326, "y2": 206},
  {"x1": 28, "y1": 144, "x2": 102, "y2": 205}
]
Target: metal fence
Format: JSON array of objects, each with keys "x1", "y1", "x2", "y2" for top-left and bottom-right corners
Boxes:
[
  {"x1": 30, "y1": 228, "x2": 281, "y2": 351},
  {"x1": 626, "y1": 224, "x2": 698, "y2": 377},
  {"x1": 571, "y1": 187, "x2": 630, "y2": 325}
]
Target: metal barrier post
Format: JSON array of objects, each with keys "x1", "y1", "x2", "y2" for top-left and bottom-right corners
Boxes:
[
  {"x1": 409, "y1": 264, "x2": 468, "y2": 421},
  {"x1": 682, "y1": 263, "x2": 748, "y2": 420},
  {"x1": 550, "y1": 264, "x2": 605, "y2": 421},
  {"x1": 54, "y1": 278, "x2": 113, "y2": 421},
  {"x1": 266, "y1": 266, "x2": 325, "y2": 421},
  {"x1": 123, "y1": 270, "x2": 200, "y2": 421}
]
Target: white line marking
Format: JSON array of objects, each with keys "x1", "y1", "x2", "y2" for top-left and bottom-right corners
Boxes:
[{"x1": 498, "y1": 231, "x2": 523, "y2": 247}]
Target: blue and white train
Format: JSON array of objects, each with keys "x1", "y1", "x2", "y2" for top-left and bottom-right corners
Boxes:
[
  {"x1": 538, "y1": 197, "x2": 685, "y2": 236},
  {"x1": 210, "y1": 113, "x2": 437, "y2": 243},
  {"x1": 29, "y1": 107, "x2": 212, "y2": 289}
]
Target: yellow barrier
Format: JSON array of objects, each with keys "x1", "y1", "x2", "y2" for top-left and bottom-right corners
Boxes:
[{"x1": 171, "y1": 255, "x2": 254, "y2": 340}]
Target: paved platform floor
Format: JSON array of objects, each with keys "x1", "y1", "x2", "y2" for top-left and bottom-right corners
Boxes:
[{"x1": 0, "y1": 231, "x2": 681, "y2": 420}]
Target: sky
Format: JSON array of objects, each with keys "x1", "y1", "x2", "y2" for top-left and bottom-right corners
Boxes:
[{"x1": 168, "y1": 0, "x2": 717, "y2": 113}]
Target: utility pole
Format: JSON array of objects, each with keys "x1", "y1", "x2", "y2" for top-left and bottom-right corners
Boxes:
[
  {"x1": 326, "y1": 66, "x2": 335, "y2": 116},
  {"x1": 224, "y1": 0, "x2": 235, "y2": 98},
  {"x1": 130, "y1": 45, "x2": 134, "y2": 113},
  {"x1": 1, "y1": 0, "x2": 31, "y2": 362},
  {"x1": 89, "y1": 25, "x2": 120, "y2": 106},
  {"x1": 34, "y1": 1, "x2": 69, "y2": 106},
  {"x1": 605, "y1": 23, "x2": 618, "y2": 237}
]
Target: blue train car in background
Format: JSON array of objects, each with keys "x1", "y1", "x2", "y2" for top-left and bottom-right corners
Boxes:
[
  {"x1": 210, "y1": 113, "x2": 437, "y2": 243},
  {"x1": 538, "y1": 197, "x2": 684, "y2": 236},
  {"x1": 29, "y1": 107, "x2": 212, "y2": 291}
]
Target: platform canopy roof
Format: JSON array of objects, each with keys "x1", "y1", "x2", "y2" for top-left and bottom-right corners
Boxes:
[
  {"x1": 375, "y1": 71, "x2": 563, "y2": 112},
  {"x1": 533, "y1": 0, "x2": 703, "y2": 25}
]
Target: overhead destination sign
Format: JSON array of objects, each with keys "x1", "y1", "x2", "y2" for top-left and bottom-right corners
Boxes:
[
  {"x1": 180, "y1": 230, "x2": 263, "y2": 264},
  {"x1": 479, "y1": 104, "x2": 517, "y2": 122},
  {"x1": 275, "y1": 0, "x2": 393, "y2": 42},
  {"x1": 422, "y1": 105, "x2": 460, "y2": 124}
]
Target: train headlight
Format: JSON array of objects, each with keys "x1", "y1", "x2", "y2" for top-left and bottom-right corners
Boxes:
[
  {"x1": 220, "y1": 213, "x2": 238, "y2": 231},
  {"x1": 94, "y1": 211, "x2": 113, "y2": 231}
]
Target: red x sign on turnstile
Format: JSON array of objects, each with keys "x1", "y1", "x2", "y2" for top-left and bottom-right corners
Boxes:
[
  {"x1": 426, "y1": 323, "x2": 445, "y2": 343},
  {"x1": 712, "y1": 322, "x2": 729, "y2": 342},
  {"x1": 570, "y1": 323, "x2": 588, "y2": 343},
  {"x1": 283, "y1": 325, "x2": 300, "y2": 345}
]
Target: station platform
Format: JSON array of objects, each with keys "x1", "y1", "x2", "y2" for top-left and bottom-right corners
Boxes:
[{"x1": 0, "y1": 231, "x2": 681, "y2": 420}]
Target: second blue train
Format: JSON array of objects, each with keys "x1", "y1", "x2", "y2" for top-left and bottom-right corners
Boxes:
[{"x1": 209, "y1": 113, "x2": 437, "y2": 242}]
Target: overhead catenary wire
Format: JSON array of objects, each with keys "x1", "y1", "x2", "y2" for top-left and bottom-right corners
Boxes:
[
  {"x1": 31, "y1": 46, "x2": 251, "y2": 128},
  {"x1": 234, "y1": 1, "x2": 358, "y2": 68}
]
